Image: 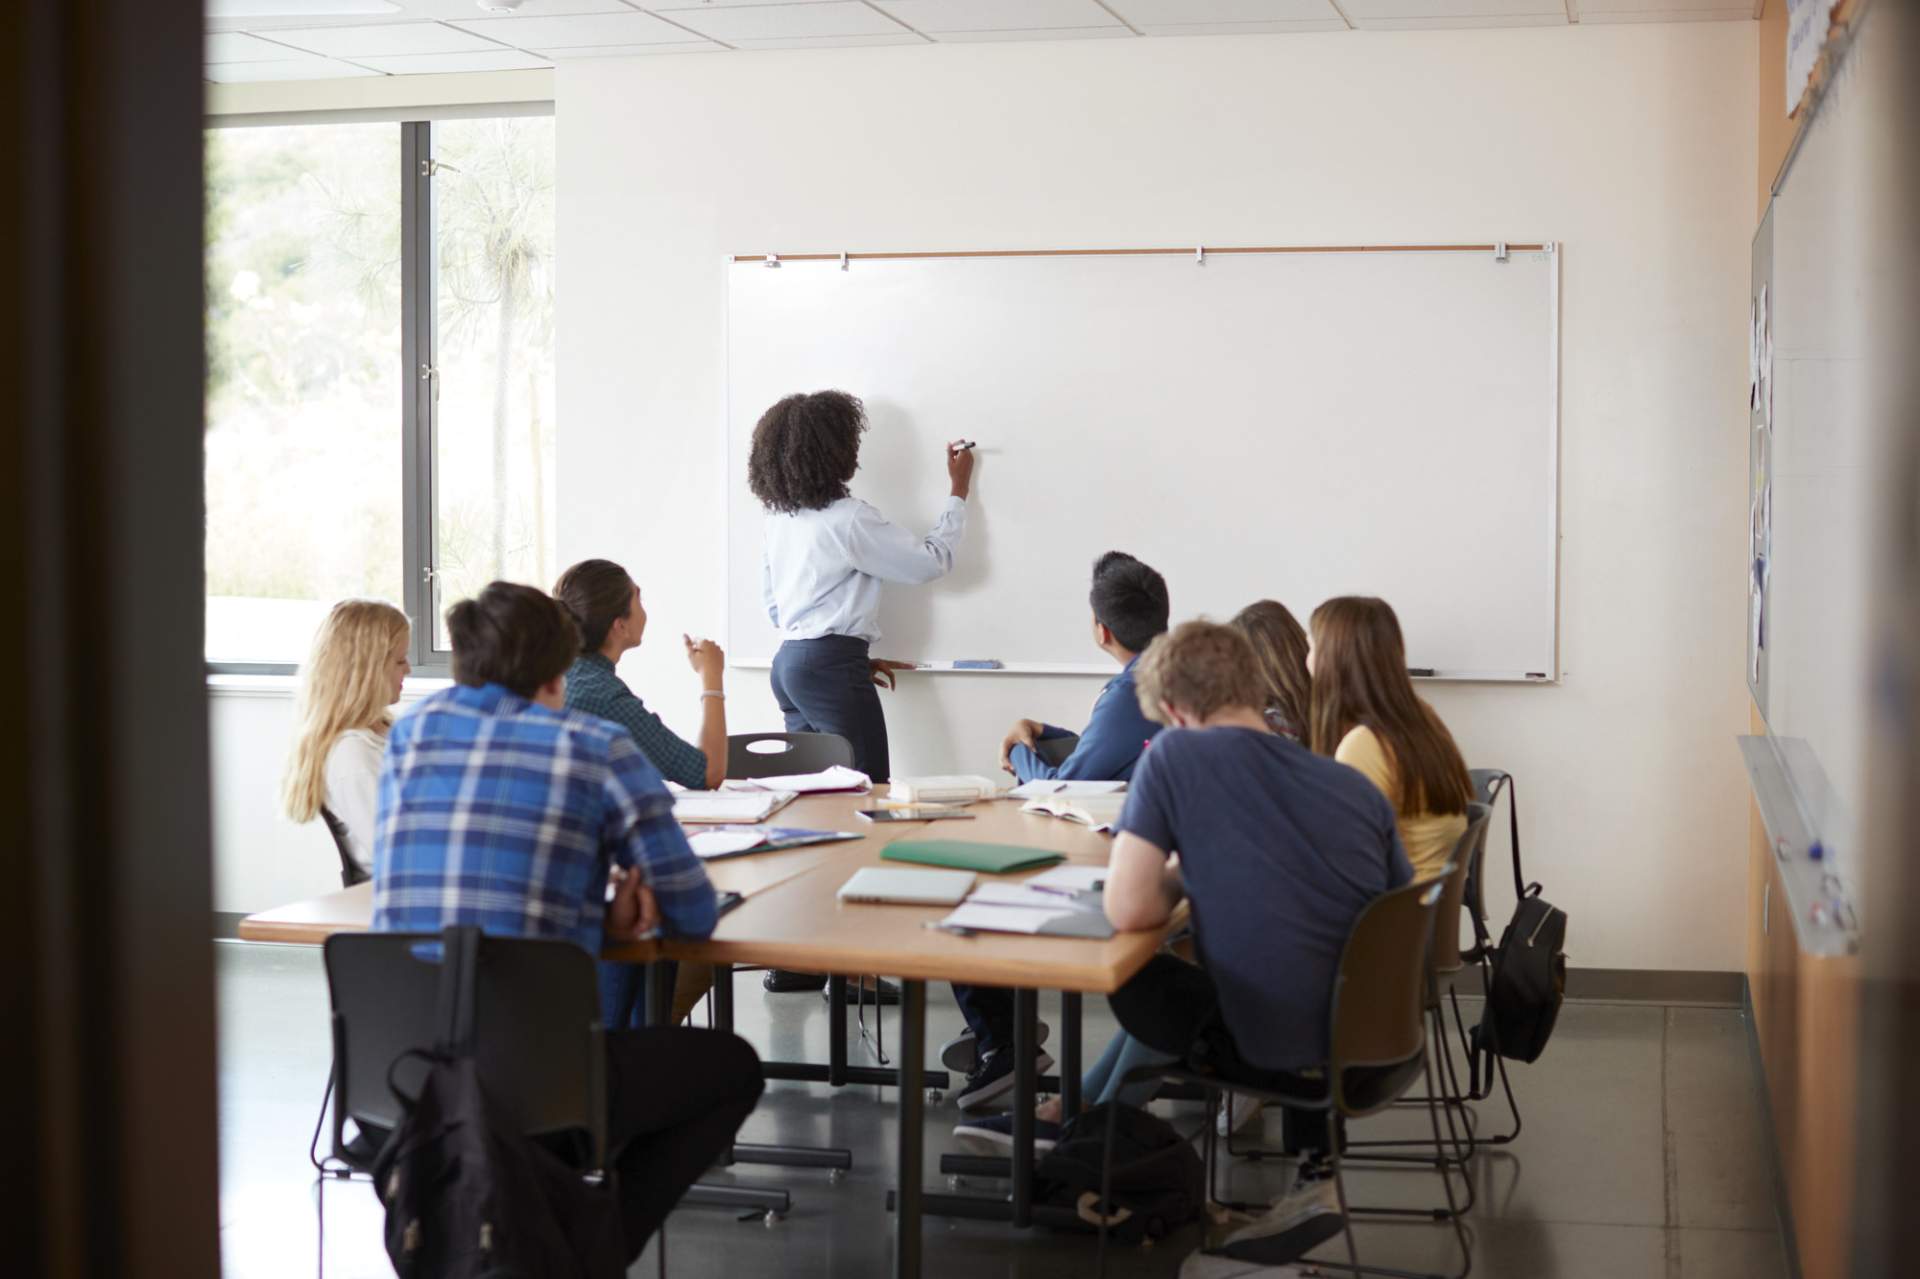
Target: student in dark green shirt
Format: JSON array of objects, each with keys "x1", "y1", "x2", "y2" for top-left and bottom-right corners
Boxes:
[{"x1": 554, "y1": 558, "x2": 727, "y2": 791}]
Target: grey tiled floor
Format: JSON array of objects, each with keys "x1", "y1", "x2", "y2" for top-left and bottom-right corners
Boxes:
[{"x1": 217, "y1": 942, "x2": 1790, "y2": 1278}]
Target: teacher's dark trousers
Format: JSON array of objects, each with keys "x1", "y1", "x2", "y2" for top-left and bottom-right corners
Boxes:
[{"x1": 769, "y1": 635, "x2": 891, "y2": 783}]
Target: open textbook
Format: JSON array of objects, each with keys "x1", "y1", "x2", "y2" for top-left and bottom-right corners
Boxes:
[{"x1": 1019, "y1": 791, "x2": 1127, "y2": 833}]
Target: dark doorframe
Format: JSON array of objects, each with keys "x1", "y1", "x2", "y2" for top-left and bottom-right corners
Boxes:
[{"x1": 3, "y1": 3, "x2": 220, "y2": 1276}]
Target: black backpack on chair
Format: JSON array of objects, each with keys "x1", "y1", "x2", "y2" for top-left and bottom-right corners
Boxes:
[
  {"x1": 1467, "y1": 773, "x2": 1568, "y2": 1083},
  {"x1": 369, "y1": 928, "x2": 625, "y2": 1279}
]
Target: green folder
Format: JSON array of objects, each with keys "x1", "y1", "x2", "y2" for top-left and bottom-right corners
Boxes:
[{"x1": 882, "y1": 839, "x2": 1065, "y2": 875}]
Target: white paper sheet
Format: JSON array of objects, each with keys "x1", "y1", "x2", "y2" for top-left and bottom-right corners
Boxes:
[
  {"x1": 674, "y1": 791, "x2": 797, "y2": 823},
  {"x1": 725, "y1": 765, "x2": 870, "y2": 795},
  {"x1": 688, "y1": 829, "x2": 768, "y2": 859},
  {"x1": 1026, "y1": 864, "x2": 1108, "y2": 893},
  {"x1": 966, "y1": 882, "x2": 1097, "y2": 910},
  {"x1": 1005, "y1": 779, "x2": 1128, "y2": 799},
  {"x1": 940, "y1": 902, "x2": 1080, "y2": 935}
]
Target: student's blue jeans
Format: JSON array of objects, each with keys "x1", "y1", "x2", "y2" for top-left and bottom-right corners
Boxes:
[
  {"x1": 769, "y1": 635, "x2": 891, "y2": 782},
  {"x1": 1082, "y1": 1029, "x2": 1180, "y2": 1109},
  {"x1": 599, "y1": 959, "x2": 675, "y2": 1030}
]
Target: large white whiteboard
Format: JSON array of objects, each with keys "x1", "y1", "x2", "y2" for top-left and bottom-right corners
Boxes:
[{"x1": 726, "y1": 247, "x2": 1559, "y2": 678}]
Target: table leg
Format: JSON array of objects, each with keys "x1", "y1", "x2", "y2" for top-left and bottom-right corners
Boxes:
[
  {"x1": 1012, "y1": 987, "x2": 1037, "y2": 1228},
  {"x1": 646, "y1": 961, "x2": 674, "y2": 1029},
  {"x1": 1061, "y1": 991, "x2": 1083, "y2": 1119},
  {"x1": 829, "y1": 974, "x2": 848, "y2": 1087},
  {"x1": 895, "y1": 979, "x2": 926, "y2": 1279},
  {"x1": 713, "y1": 962, "x2": 735, "y2": 1031}
]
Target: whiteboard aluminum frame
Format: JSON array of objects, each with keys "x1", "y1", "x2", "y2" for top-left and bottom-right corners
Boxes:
[{"x1": 723, "y1": 242, "x2": 1563, "y2": 683}]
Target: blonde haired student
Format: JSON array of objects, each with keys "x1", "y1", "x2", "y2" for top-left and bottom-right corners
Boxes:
[
  {"x1": 1307, "y1": 596, "x2": 1472, "y2": 881},
  {"x1": 281, "y1": 599, "x2": 411, "y2": 879},
  {"x1": 1231, "y1": 599, "x2": 1312, "y2": 740}
]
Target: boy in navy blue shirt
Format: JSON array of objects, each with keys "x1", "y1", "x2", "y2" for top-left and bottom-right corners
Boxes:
[
  {"x1": 949, "y1": 552, "x2": 1170, "y2": 1112},
  {"x1": 958, "y1": 620, "x2": 1410, "y2": 1228}
]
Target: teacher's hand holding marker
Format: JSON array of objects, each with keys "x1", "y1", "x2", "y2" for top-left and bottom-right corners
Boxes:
[{"x1": 749, "y1": 391, "x2": 975, "y2": 789}]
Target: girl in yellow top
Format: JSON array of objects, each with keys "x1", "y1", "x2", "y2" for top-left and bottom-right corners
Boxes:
[{"x1": 1307, "y1": 596, "x2": 1472, "y2": 881}]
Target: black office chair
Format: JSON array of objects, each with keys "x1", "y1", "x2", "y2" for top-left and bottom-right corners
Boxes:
[
  {"x1": 725, "y1": 732, "x2": 855, "y2": 780},
  {"x1": 316, "y1": 926, "x2": 614, "y2": 1278},
  {"x1": 319, "y1": 805, "x2": 369, "y2": 888},
  {"x1": 1096, "y1": 874, "x2": 1471, "y2": 1279}
]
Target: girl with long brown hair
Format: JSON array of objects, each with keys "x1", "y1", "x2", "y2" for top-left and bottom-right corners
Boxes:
[
  {"x1": 1308, "y1": 596, "x2": 1471, "y2": 880},
  {"x1": 1231, "y1": 599, "x2": 1312, "y2": 739}
]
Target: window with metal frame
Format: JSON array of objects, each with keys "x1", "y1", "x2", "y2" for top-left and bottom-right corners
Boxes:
[{"x1": 203, "y1": 114, "x2": 556, "y2": 675}]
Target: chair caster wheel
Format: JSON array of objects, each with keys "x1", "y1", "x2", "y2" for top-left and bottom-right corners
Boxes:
[
  {"x1": 763, "y1": 1211, "x2": 782, "y2": 1228},
  {"x1": 828, "y1": 1168, "x2": 845, "y2": 1184},
  {"x1": 926, "y1": 1088, "x2": 943, "y2": 1104},
  {"x1": 947, "y1": 1175, "x2": 961, "y2": 1190}
]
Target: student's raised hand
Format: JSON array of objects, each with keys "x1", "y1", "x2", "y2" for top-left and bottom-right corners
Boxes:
[
  {"x1": 684, "y1": 634, "x2": 726, "y2": 691},
  {"x1": 869, "y1": 658, "x2": 917, "y2": 691},
  {"x1": 999, "y1": 718, "x2": 1046, "y2": 774},
  {"x1": 946, "y1": 441, "x2": 975, "y2": 499}
]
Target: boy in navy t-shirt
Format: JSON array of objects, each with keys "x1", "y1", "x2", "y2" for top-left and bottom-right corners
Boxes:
[{"x1": 957, "y1": 619, "x2": 1411, "y2": 1204}]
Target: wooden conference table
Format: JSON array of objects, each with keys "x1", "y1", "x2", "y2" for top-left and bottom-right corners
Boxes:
[{"x1": 238, "y1": 791, "x2": 1175, "y2": 1279}]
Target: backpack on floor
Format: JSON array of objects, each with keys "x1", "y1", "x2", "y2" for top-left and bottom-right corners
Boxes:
[
  {"x1": 1034, "y1": 1103, "x2": 1204, "y2": 1245},
  {"x1": 369, "y1": 928, "x2": 625, "y2": 1279},
  {"x1": 1467, "y1": 774, "x2": 1568, "y2": 1079}
]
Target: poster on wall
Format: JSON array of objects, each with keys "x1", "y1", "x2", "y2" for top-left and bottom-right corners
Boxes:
[{"x1": 1786, "y1": 0, "x2": 1838, "y2": 115}]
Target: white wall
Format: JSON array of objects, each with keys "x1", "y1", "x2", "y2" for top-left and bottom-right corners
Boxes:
[{"x1": 554, "y1": 24, "x2": 1758, "y2": 972}]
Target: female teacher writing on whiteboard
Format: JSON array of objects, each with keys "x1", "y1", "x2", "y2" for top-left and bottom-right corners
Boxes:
[{"x1": 749, "y1": 389, "x2": 973, "y2": 785}]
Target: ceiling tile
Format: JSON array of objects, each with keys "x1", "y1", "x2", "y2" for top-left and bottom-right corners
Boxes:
[
  {"x1": 728, "y1": 32, "x2": 930, "y2": 48},
  {"x1": 935, "y1": 25, "x2": 1135, "y2": 41},
  {"x1": 204, "y1": 57, "x2": 385, "y2": 82},
  {"x1": 205, "y1": 32, "x2": 307, "y2": 62},
  {"x1": 1357, "y1": 13, "x2": 1566, "y2": 26},
  {"x1": 450, "y1": 11, "x2": 696, "y2": 47},
  {"x1": 1580, "y1": 7, "x2": 1753, "y2": 20},
  {"x1": 538, "y1": 41, "x2": 726, "y2": 56},
  {"x1": 873, "y1": 0, "x2": 1120, "y2": 34},
  {"x1": 1105, "y1": 0, "x2": 1339, "y2": 24},
  {"x1": 265, "y1": 22, "x2": 508, "y2": 56},
  {"x1": 652, "y1": 2, "x2": 910, "y2": 41},
  {"x1": 350, "y1": 49, "x2": 555, "y2": 72},
  {"x1": 1340, "y1": 0, "x2": 1562, "y2": 17},
  {"x1": 1137, "y1": 19, "x2": 1347, "y2": 34},
  {"x1": 207, "y1": 0, "x2": 630, "y2": 28}
]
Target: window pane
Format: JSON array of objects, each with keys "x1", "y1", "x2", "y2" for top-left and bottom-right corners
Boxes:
[
  {"x1": 428, "y1": 117, "x2": 558, "y2": 647},
  {"x1": 204, "y1": 123, "x2": 403, "y2": 664}
]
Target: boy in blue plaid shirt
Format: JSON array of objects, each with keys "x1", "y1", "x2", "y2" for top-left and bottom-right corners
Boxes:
[{"x1": 372, "y1": 581, "x2": 762, "y2": 1262}]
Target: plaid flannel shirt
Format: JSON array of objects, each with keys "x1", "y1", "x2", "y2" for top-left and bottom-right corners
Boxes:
[
  {"x1": 563, "y1": 652, "x2": 709, "y2": 790},
  {"x1": 371, "y1": 682, "x2": 716, "y2": 953}
]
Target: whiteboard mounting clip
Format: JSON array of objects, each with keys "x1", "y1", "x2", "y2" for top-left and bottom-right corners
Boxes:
[
  {"x1": 1493, "y1": 242, "x2": 1509, "y2": 262},
  {"x1": 1195, "y1": 245, "x2": 1205, "y2": 265},
  {"x1": 839, "y1": 252, "x2": 849, "y2": 272},
  {"x1": 765, "y1": 253, "x2": 781, "y2": 269}
]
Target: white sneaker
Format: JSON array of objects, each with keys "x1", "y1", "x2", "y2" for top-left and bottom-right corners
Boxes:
[
  {"x1": 1216, "y1": 1094, "x2": 1265, "y2": 1138},
  {"x1": 1216, "y1": 1161, "x2": 1342, "y2": 1264}
]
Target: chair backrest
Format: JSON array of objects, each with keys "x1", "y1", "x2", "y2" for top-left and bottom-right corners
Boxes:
[
  {"x1": 1465, "y1": 768, "x2": 1513, "y2": 928},
  {"x1": 1429, "y1": 803, "x2": 1491, "y2": 974},
  {"x1": 1328, "y1": 872, "x2": 1447, "y2": 1118},
  {"x1": 319, "y1": 805, "x2": 370, "y2": 888},
  {"x1": 323, "y1": 928, "x2": 608, "y2": 1168},
  {"x1": 726, "y1": 731, "x2": 855, "y2": 779},
  {"x1": 1029, "y1": 733, "x2": 1080, "y2": 770},
  {"x1": 1468, "y1": 767, "x2": 1510, "y2": 807}
]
